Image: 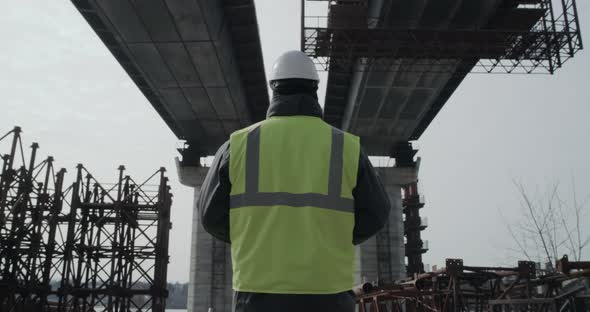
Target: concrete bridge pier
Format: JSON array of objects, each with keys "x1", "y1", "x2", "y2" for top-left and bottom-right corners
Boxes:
[
  {"x1": 356, "y1": 164, "x2": 419, "y2": 284},
  {"x1": 176, "y1": 159, "x2": 233, "y2": 312}
]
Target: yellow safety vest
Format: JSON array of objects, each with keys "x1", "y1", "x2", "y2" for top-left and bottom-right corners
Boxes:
[{"x1": 229, "y1": 115, "x2": 360, "y2": 294}]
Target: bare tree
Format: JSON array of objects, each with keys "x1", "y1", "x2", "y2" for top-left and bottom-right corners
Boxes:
[{"x1": 503, "y1": 179, "x2": 589, "y2": 271}]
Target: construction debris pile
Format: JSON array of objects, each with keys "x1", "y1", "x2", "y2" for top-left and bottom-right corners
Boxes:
[
  {"x1": 0, "y1": 127, "x2": 173, "y2": 312},
  {"x1": 355, "y1": 257, "x2": 590, "y2": 312}
]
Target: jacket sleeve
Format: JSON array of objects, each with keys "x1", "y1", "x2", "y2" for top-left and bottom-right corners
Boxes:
[
  {"x1": 352, "y1": 148, "x2": 391, "y2": 245},
  {"x1": 197, "y1": 141, "x2": 231, "y2": 243}
]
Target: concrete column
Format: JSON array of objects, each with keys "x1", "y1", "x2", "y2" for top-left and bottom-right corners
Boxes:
[
  {"x1": 176, "y1": 159, "x2": 233, "y2": 312},
  {"x1": 357, "y1": 166, "x2": 418, "y2": 284}
]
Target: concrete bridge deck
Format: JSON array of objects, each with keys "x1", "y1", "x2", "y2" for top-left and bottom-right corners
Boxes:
[{"x1": 72, "y1": 0, "x2": 269, "y2": 156}]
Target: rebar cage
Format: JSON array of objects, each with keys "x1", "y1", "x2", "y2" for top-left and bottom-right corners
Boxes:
[
  {"x1": 302, "y1": 0, "x2": 583, "y2": 74},
  {"x1": 0, "y1": 127, "x2": 173, "y2": 312}
]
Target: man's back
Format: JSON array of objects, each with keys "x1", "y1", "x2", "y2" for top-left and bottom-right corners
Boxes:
[
  {"x1": 228, "y1": 115, "x2": 360, "y2": 294},
  {"x1": 196, "y1": 51, "x2": 391, "y2": 312}
]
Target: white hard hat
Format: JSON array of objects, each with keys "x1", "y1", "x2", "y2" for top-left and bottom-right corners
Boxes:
[{"x1": 269, "y1": 50, "x2": 320, "y2": 82}]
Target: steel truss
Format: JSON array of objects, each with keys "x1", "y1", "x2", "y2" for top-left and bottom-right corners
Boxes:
[
  {"x1": 356, "y1": 256, "x2": 590, "y2": 312},
  {"x1": 0, "y1": 127, "x2": 173, "y2": 312},
  {"x1": 302, "y1": 0, "x2": 583, "y2": 74}
]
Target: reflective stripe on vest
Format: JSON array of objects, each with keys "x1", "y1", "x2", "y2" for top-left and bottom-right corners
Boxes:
[
  {"x1": 228, "y1": 116, "x2": 360, "y2": 294},
  {"x1": 229, "y1": 127, "x2": 353, "y2": 213}
]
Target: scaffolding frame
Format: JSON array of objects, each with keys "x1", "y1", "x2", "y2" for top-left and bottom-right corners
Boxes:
[
  {"x1": 0, "y1": 127, "x2": 66, "y2": 311},
  {"x1": 0, "y1": 127, "x2": 172, "y2": 312},
  {"x1": 301, "y1": 0, "x2": 583, "y2": 74},
  {"x1": 403, "y1": 182, "x2": 427, "y2": 277}
]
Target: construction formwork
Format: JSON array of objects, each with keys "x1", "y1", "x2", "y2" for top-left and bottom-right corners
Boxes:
[
  {"x1": 0, "y1": 127, "x2": 173, "y2": 312},
  {"x1": 302, "y1": 0, "x2": 583, "y2": 74}
]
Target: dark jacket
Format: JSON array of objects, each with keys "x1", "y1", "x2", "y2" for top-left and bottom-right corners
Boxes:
[{"x1": 196, "y1": 91, "x2": 391, "y2": 312}]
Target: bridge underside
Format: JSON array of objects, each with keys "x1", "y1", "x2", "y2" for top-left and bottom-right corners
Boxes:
[
  {"x1": 72, "y1": 0, "x2": 269, "y2": 157},
  {"x1": 321, "y1": 0, "x2": 550, "y2": 155}
]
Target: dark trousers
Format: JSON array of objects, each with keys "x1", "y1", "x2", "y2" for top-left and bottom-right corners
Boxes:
[{"x1": 233, "y1": 291, "x2": 356, "y2": 312}]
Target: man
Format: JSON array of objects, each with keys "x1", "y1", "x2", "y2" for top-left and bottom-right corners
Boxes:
[{"x1": 197, "y1": 50, "x2": 391, "y2": 312}]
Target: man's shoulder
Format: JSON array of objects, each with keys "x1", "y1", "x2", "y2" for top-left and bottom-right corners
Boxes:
[
  {"x1": 230, "y1": 121, "x2": 264, "y2": 139},
  {"x1": 329, "y1": 125, "x2": 360, "y2": 143}
]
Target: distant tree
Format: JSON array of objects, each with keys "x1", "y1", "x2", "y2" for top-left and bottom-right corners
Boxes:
[{"x1": 502, "y1": 179, "x2": 589, "y2": 271}]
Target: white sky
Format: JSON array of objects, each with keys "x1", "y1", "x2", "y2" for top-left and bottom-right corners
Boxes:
[{"x1": 1, "y1": 1, "x2": 589, "y2": 282}]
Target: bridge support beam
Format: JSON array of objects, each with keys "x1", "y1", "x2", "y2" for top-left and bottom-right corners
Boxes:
[{"x1": 176, "y1": 158, "x2": 233, "y2": 312}]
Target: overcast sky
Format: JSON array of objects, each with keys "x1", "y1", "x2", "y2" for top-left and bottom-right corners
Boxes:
[{"x1": 1, "y1": 1, "x2": 588, "y2": 282}]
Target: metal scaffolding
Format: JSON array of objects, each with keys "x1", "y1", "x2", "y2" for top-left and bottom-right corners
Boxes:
[
  {"x1": 302, "y1": 0, "x2": 583, "y2": 74},
  {"x1": 403, "y1": 182, "x2": 427, "y2": 277},
  {"x1": 392, "y1": 142, "x2": 428, "y2": 278},
  {"x1": 0, "y1": 127, "x2": 173, "y2": 312},
  {"x1": 356, "y1": 256, "x2": 590, "y2": 312},
  {"x1": 0, "y1": 127, "x2": 66, "y2": 311}
]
